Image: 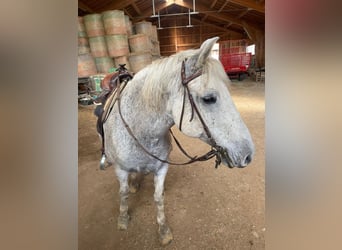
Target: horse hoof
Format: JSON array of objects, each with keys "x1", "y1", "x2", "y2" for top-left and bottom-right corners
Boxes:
[
  {"x1": 158, "y1": 225, "x2": 173, "y2": 246},
  {"x1": 117, "y1": 215, "x2": 130, "y2": 230}
]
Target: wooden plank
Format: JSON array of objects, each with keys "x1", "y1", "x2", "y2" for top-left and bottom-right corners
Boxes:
[
  {"x1": 241, "y1": 20, "x2": 257, "y2": 42},
  {"x1": 158, "y1": 31, "x2": 242, "y2": 41},
  {"x1": 229, "y1": 0, "x2": 264, "y2": 13},
  {"x1": 123, "y1": 8, "x2": 133, "y2": 19},
  {"x1": 97, "y1": 0, "x2": 136, "y2": 12},
  {"x1": 177, "y1": 0, "x2": 258, "y2": 29},
  {"x1": 237, "y1": 8, "x2": 250, "y2": 19},
  {"x1": 155, "y1": 15, "x2": 244, "y2": 37},
  {"x1": 131, "y1": 2, "x2": 142, "y2": 15},
  {"x1": 172, "y1": 0, "x2": 264, "y2": 13},
  {"x1": 78, "y1": 0, "x2": 94, "y2": 13},
  {"x1": 210, "y1": 0, "x2": 218, "y2": 8},
  {"x1": 177, "y1": 0, "x2": 262, "y2": 40},
  {"x1": 219, "y1": 0, "x2": 229, "y2": 12},
  {"x1": 132, "y1": 2, "x2": 176, "y2": 22},
  {"x1": 130, "y1": 0, "x2": 261, "y2": 38}
]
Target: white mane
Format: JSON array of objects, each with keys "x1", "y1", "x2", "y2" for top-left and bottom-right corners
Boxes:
[{"x1": 137, "y1": 50, "x2": 229, "y2": 113}]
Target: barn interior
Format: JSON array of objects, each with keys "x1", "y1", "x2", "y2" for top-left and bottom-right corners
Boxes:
[
  {"x1": 78, "y1": 0, "x2": 265, "y2": 249},
  {"x1": 78, "y1": 0, "x2": 264, "y2": 81},
  {"x1": 79, "y1": 0, "x2": 264, "y2": 61}
]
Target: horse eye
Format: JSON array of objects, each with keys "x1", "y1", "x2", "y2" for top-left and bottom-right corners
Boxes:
[{"x1": 202, "y1": 95, "x2": 217, "y2": 104}]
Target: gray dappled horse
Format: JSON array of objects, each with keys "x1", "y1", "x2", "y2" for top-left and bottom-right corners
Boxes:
[{"x1": 101, "y1": 37, "x2": 254, "y2": 245}]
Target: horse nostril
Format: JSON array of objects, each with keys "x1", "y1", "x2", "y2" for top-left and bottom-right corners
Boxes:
[{"x1": 243, "y1": 154, "x2": 252, "y2": 166}]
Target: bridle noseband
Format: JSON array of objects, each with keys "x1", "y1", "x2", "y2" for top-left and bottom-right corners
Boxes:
[{"x1": 112, "y1": 59, "x2": 233, "y2": 169}]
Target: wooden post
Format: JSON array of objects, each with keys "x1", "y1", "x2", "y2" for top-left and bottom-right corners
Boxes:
[
  {"x1": 241, "y1": 21, "x2": 264, "y2": 68},
  {"x1": 255, "y1": 30, "x2": 265, "y2": 68}
]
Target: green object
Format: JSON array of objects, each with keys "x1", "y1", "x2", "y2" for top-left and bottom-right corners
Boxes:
[
  {"x1": 89, "y1": 74, "x2": 106, "y2": 92},
  {"x1": 108, "y1": 67, "x2": 117, "y2": 73},
  {"x1": 94, "y1": 77, "x2": 102, "y2": 92}
]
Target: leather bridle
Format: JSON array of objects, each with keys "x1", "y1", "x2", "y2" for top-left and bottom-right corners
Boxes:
[{"x1": 114, "y1": 59, "x2": 234, "y2": 168}]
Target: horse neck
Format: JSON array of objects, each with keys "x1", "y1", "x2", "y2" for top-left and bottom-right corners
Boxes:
[{"x1": 120, "y1": 74, "x2": 174, "y2": 135}]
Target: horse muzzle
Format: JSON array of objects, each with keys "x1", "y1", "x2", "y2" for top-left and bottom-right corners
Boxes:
[{"x1": 219, "y1": 146, "x2": 254, "y2": 169}]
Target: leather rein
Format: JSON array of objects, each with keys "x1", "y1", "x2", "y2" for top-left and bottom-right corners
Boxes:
[{"x1": 114, "y1": 59, "x2": 232, "y2": 168}]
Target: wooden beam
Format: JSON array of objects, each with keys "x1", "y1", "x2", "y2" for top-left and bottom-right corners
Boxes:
[
  {"x1": 172, "y1": 0, "x2": 264, "y2": 13},
  {"x1": 229, "y1": 0, "x2": 264, "y2": 13},
  {"x1": 225, "y1": 22, "x2": 233, "y2": 28},
  {"x1": 178, "y1": 1, "x2": 243, "y2": 26},
  {"x1": 123, "y1": 8, "x2": 132, "y2": 19},
  {"x1": 237, "y1": 8, "x2": 250, "y2": 19},
  {"x1": 249, "y1": 29, "x2": 264, "y2": 67},
  {"x1": 210, "y1": 0, "x2": 218, "y2": 8},
  {"x1": 241, "y1": 20, "x2": 260, "y2": 42},
  {"x1": 132, "y1": 2, "x2": 142, "y2": 15},
  {"x1": 132, "y1": 2, "x2": 176, "y2": 22},
  {"x1": 98, "y1": 0, "x2": 136, "y2": 12},
  {"x1": 219, "y1": 0, "x2": 229, "y2": 12},
  {"x1": 78, "y1": 0, "x2": 94, "y2": 13},
  {"x1": 156, "y1": 15, "x2": 243, "y2": 37},
  {"x1": 202, "y1": 0, "x2": 213, "y2": 22},
  {"x1": 131, "y1": 0, "x2": 261, "y2": 34},
  {"x1": 198, "y1": 20, "x2": 242, "y2": 36},
  {"x1": 201, "y1": 14, "x2": 209, "y2": 22},
  {"x1": 180, "y1": 1, "x2": 259, "y2": 28}
]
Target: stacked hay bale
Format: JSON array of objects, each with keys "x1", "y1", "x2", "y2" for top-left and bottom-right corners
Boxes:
[
  {"x1": 134, "y1": 22, "x2": 161, "y2": 59},
  {"x1": 102, "y1": 10, "x2": 131, "y2": 72},
  {"x1": 79, "y1": 12, "x2": 162, "y2": 75},
  {"x1": 112, "y1": 15, "x2": 134, "y2": 70},
  {"x1": 150, "y1": 25, "x2": 161, "y2": 60},
  {"x1": 84, "y1": 13, "x2": 115, "y2": 74},
  {"x1": 129, "y1": 21, "x2": 161, "y2": 73},
  {"x1": 78, "y1": 16, "x2": 97, "y2": 77},
  {"x1": 78, "y1": 17, "x2": 90, "y2": 55}
]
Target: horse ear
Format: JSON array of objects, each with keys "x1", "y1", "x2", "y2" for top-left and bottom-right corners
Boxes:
[{"x1": 196, "y1": 36, "x2": 219, "y2": 67}]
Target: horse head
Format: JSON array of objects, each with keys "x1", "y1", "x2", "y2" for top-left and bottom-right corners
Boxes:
[{"x1": 171, "y1": 37, "x2": 255, "y2": 168}]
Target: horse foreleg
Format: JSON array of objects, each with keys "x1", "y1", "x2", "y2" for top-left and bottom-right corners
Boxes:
[
  {"x1": 154, "y1": 165, "x2": 173, "y2": 245},
  {"x1": 115, "y1": 167, "x2": 130, "y2": 230}
]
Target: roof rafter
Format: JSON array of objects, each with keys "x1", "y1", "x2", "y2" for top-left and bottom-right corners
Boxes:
[
  {"x1": 132, "y1": 2, "x2": 142, "y2": 15},
  {"x1": 125, "y1": 0, "x2": 255, "y2": 37},
  {"x1": 237, "y1": 8, "x2": 250, "y2": 19},
  {"x1": 175, "y1": 0, "x2": 262, "y2": 34},
  {"x1": 161, "y1": 15, "x2": 244, "y2": 37},
  {"x1": 229, "y1": 0, "x2": 264, "y2": 13},
  {"x1": 78, "y1": 0, "x2": 94, "y2": 13},
  {"x1": 98, "y1": 0, "x2": 136, "y2": 12},
  {"x1": 210, "y1": 0, "x2": 218, "y2": 8},
  {"x1": 218, "y1": 0, "x2": 229, "y2": 12},
  {"x1": 80, "y1": 0, "x2": 264, "y2": 40}
]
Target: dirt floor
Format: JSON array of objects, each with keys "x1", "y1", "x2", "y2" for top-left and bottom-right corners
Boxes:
[{"x1": 78, "y1": 78, "x2": 265, "y2": 250}]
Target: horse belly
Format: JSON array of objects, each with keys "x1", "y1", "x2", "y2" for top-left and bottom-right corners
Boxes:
[{"x1": 105, "y1": 131, "x2": 171, "y2": 173}]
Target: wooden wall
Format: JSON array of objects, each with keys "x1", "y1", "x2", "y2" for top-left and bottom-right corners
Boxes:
[{"x1": 155, "y1": 17, "x2": 246, "y2": 56}]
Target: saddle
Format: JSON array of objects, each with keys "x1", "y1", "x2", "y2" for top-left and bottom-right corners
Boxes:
[
  {"x1": 94, "y1": 64, "x2": 133, "y2": 169},
  {"x1": 94, "y1": 65, "x2": 132, "y2": 105}
]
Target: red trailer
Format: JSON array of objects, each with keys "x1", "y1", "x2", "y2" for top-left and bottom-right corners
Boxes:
[{"x1": 219, "y1": 52, "x2": 252, "y2": 81}]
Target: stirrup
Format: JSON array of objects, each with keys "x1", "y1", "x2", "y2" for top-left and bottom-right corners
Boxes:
[{"x1": 100, "y1": 153, "x2": 106, "y2": 170}]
